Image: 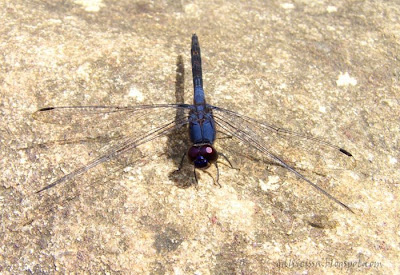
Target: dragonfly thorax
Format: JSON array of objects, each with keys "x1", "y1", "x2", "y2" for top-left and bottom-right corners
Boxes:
[{"x1": 187, "y1": 144, "x2": 218, "y2": 169}]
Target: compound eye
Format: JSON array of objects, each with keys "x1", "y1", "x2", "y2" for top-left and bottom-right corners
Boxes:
[
  {"x1": 200, "y1": 145, "x2": 218, "y2": 163},
  {"x1": 188, "y1": 146, "x2": 201, "y2": 162},
  {"x1": 187, "y1": 145, "x2": 218, "y2": 169}
]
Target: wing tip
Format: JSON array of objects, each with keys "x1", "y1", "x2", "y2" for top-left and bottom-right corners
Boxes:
[
  {"x1": 339, "y1": 148, "x2": 352, "y2": 157},
  {"x1": 38, "y1": 107, "x2": 54, "y2": 112}
]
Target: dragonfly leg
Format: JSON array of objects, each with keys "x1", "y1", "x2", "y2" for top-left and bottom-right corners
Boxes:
[
  {"x1": 176, "y1": 152, "x2": 186, "y2": 171},
  {"x1": 193, "y1": 167, "x2": 199, "y2": 189},
  {"x1": 218, "y1": 152, "x2": 238, "y2": 170}
]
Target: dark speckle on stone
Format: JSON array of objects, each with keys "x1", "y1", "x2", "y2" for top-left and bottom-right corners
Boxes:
[{"x1": 154, "y1": 228, "x2": 183, "y2": 253}]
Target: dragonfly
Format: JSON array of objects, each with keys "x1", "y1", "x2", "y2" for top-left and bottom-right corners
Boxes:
[{"x1": 34, "y1": 34, "x2": 354, "y2": 213}]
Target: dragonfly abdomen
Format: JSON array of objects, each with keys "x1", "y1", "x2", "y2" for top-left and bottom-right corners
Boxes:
[{"x1": 191, "y1": 34, "x2": 203, "y2": 89}]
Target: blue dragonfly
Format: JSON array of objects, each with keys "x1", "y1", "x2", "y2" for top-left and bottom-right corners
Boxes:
[{"x1": 34, "y1": 34, "x2": 354, "y2": 213}]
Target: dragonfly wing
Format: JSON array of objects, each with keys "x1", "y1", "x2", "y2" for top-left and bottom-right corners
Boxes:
[
  {"x1": 211, "y1": 106, "x2": 352, "y2": 155},
  {"x1": 211, "y1": 105, "x2": 354, "y2": 171},
  {"x1": 34, "y1": 103, "x2": 189, "y2": 133},
  {"x1": 34, "y1": 104, "x2": 191, "y2": 193},
  {"x1": 211, "y1": 106, "x2": 354, "y2": 213},
  {"x1": 32, "y1": 104, "x2": 191, "y2": 146}
]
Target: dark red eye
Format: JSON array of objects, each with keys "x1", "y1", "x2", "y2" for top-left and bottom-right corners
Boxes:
[
  {"x1": 200, "y1": 145, "x2": 218, "y2": 163},
  {"x1": 187, "y1": 145, "x2": 218, "y2": 169},
  {"x1": 188, "y1": 146, "x2": 201, "y2": 162}
]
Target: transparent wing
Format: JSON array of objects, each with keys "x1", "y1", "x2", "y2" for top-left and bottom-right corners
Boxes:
[
  {"x1": 33, "y1": 104, "x2": 191, "y2": 140},
  {"x1": 33, "y1": 104, "x2": 192, "y2": 193},
  {"x1": 211, "y1": 105, "x2": 354, "y2": 213}
]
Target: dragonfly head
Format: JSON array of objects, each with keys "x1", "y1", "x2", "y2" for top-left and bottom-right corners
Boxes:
[{"x1": 188, "y1": 144, "x2": 218, "y2": 169}]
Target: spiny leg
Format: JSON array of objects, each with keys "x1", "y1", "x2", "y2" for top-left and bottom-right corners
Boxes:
[
  {"x1": 193, "y1": 167, "x2": 199, "y2": 190},
  {"x1": 176, "y1": 152, "x2": 186, "y2": 171},
  {"x1": 218, "y1": 152, "x2": 238, "y2": 170}
]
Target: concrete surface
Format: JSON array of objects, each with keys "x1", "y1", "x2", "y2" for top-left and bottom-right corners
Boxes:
[{"x1": 1, "y1": 0, "x2": 399, "y2": 274}]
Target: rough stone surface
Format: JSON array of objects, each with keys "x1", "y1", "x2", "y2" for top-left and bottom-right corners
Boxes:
[{"x1": 1, "y1": 0, "x2": 399, "y2": 274}]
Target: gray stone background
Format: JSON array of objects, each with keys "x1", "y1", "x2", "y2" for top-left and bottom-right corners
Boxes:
[{"x1": 1, "y1": 0, "x2": 399, "y2": 274}]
